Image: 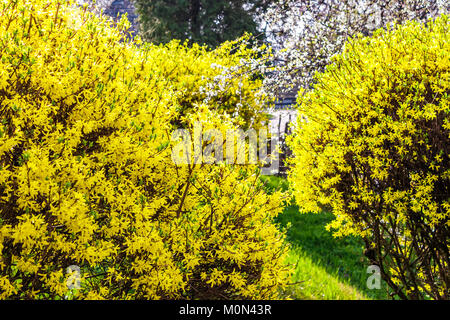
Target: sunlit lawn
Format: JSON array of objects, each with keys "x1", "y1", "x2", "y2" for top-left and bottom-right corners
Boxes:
[{"x1": 261, "y1": 175, "x2": 390, "y2": 300}]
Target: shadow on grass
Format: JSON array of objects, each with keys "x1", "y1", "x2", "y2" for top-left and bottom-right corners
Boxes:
[
  {"x1": 261, "y1": 175, "x2": 389, "y2": 299},
  {"x1": 277, "y1": 206, "x2": 389, "y2": 300}
]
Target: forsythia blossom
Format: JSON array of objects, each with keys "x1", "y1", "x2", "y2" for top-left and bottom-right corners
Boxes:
[{"x1": 0, "y1": 0, "x2": 291, "y2": 300}]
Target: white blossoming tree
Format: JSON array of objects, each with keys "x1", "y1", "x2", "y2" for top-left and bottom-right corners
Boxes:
[
  {"x1": 260, "y1": 0, "x2": 449, "y2": 96},
  {"x1": 77, "y1": 0, "x2": 115, "y2": 13}
]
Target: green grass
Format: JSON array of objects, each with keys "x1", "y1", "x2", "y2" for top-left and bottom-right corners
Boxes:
[
  {"x1": 260, "y1": 175, "x2": 390, "y2": 300},
  {"x1": 281, "y1": 247, "x2": 367, "y2": 300}
]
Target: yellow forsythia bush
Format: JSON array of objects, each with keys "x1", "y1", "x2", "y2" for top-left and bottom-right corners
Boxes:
[
  {"x1": 146, "y1": 38, "x2": 271, "y2": 131},
  {"x1": 288, "y1": 16, "x2": 449, "y2": 299},
  {"x1": 0, "y1": 0, "x2": 291, "y2": 299}
]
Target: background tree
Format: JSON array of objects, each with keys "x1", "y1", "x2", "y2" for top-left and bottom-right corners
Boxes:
[
  {"x1": 134, "y1": 0, "x2": 271, "y2": 48},
  {"x1": 260, "y1": 0, "x2": 449, "y2": 96},
  {"x1": 77, "y1": 0, "x2": 115, "y2": 14}
]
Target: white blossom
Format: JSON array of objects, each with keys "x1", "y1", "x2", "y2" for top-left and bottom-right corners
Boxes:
[{"x1": 259, "y1": 0, "x2": 449, "y2": 96}]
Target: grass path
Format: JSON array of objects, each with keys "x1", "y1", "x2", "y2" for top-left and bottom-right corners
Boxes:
[
  {"x1": 282, "y1": 247, "x2": 367, "y2": 300},
  {"x1": 261, "y1": 176, "x2": 389, "y2": 300}
]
